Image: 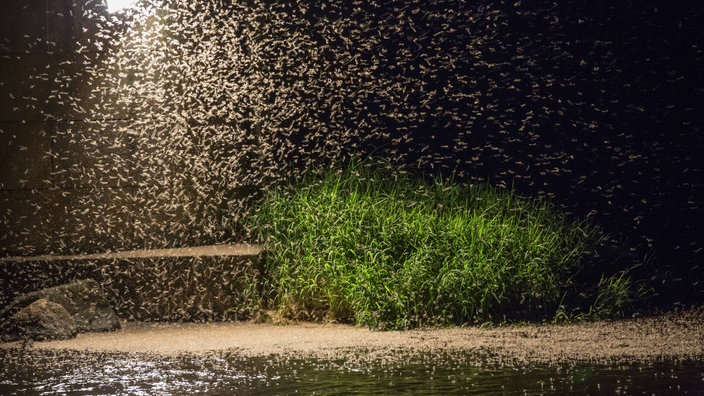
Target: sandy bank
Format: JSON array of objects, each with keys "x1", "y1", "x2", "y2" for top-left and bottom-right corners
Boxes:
[{"x1": 3, "y1": 308, "x2": 703, "y2": 365}]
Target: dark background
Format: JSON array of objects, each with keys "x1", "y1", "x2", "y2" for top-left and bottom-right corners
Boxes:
[{"x1": 260, "y1": 0, "x2": 703, "y2": 307}]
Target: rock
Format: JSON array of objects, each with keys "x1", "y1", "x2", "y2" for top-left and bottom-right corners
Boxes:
[
  {"x1": 0, "y1": 279, "x2": 121, "y2": 342},
  {"x1": 36, "y1": 279, "x2": 122, "y2": 333},
  {"x1": 9, "y1": 299, "x2": 77, "y2": 341}
]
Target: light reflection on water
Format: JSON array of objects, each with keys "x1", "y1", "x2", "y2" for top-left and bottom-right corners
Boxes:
[{"x1": 1, "y1": 348, "x2": 703, "y2": 395}]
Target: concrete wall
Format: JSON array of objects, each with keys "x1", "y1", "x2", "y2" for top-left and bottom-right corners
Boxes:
[
  {"x1": 0, "y1": 0, "x2": 236, "y2": 256},
  {"x1": 1, "y1": 1, "x2": 131, "y2": 256}
]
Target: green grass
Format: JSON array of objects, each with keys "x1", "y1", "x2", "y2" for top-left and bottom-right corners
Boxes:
[{"x1": 245, "y1": 159, "x2": 632, "y2": 329}]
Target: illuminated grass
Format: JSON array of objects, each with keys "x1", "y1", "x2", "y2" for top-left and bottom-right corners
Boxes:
[{"x1": 247, "y1": 160, "x2": 617, "y2": 329}]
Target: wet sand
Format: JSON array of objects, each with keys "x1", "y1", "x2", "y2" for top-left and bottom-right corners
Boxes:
[{"x1": 3, "y1": 308, "x2": 703, "y2": 365}]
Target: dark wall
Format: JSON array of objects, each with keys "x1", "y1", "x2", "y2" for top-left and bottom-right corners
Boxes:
[
  {"x1": 0, "y1": 0, "x2": 251, "y2": 256},
  {"x1": 0, "y1": 0, "x2": 138, "y2": 255}
]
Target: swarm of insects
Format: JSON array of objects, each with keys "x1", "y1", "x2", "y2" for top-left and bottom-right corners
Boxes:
[{"x1": 2, "y1": 0, "x2": 702, "y2": 303}]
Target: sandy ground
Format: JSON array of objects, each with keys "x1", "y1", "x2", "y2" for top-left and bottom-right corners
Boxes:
[{"x1": 2, "y1": 308, "x2": 703, "y2": 365}]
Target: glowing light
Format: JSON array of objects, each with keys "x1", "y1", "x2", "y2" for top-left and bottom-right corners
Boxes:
[{"x1": 106, "y1": 0, "x2": 138, "y2": 13}]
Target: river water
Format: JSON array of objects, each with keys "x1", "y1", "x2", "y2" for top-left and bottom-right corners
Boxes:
[{"x1": 1, "y1": 348, "x2": 703, "y2": 395}]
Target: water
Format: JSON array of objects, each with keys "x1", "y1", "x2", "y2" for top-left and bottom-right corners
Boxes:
[{"x1": 1, "y1": 348, "x2": 703, "y2": 395}]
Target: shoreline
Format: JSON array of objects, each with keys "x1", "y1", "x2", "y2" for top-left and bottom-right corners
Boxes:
[{"x1": 2, "y1": 307, "x2": 703, "y2": 365}]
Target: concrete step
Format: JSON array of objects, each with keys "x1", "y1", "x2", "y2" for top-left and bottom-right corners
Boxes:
[{"x1": 0, "y1": 244, "x2": 264, "y2": 322}]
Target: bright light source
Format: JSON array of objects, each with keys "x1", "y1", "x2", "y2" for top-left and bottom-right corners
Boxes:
[{"x1": 106, "y1": 0, "x2": 138, "y2": 13}]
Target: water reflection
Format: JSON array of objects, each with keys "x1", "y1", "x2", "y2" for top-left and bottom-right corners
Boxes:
[{"x1": 1, "y1": 348, "x2": 702, "y2": 395}]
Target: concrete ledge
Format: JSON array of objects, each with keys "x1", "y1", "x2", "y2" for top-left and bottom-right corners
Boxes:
[
  {"x1": 0, "y1": 244, "x2": 263, "y2": 263},
  {"x1": 1, "y1": 244, "x2": 265, "y2": 322}
]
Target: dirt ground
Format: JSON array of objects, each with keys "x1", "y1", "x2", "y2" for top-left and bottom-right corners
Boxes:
[{"x1": 2, "y1": 307, "x2": 702, "y2": 365}]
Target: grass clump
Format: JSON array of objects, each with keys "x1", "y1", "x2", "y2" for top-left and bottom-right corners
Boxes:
[{"x1": 246, "y1": 160, "x2": 613, "y2": 329}]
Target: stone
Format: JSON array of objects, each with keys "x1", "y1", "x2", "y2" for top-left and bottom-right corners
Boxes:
[
  {"x1": 0, "y1": 278, "x2": 121, "y2": 342},
  {"x1": 40, "y1": 278, "x2": 122, "y2": 333},
  {"x1": 9, "y1": 299, "x2": 77, "y2": 341}
]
